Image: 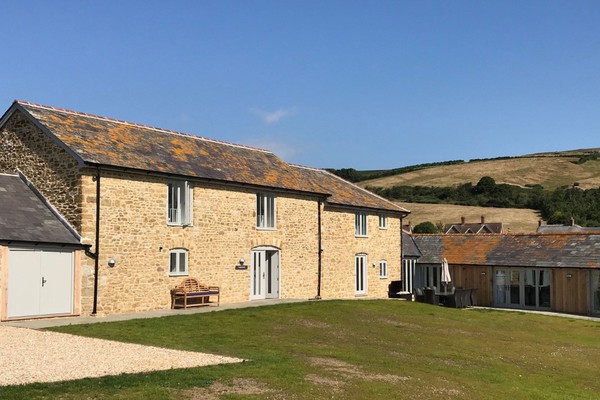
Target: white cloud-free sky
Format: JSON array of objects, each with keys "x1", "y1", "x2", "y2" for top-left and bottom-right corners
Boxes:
[{"x1": 2, "y1": 1, "x2": 600, "y2": 169}]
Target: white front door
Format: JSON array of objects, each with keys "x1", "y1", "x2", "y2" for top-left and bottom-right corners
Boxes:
[
  {"x1": 251, "y1": 248, "x2": 280, "y2": 300},
  {"x1": 355, "y1": 254, "x2": 367, "y2": 295},
  {"x1": 7, "y1": 248, "x2": 74, "y2": 318}
]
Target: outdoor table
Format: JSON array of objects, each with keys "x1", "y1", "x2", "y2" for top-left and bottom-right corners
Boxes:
[{"x1": 436, "y1": 292, "x2": 454, "y2": 306}]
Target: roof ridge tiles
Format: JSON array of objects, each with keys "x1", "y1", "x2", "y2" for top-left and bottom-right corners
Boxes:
[
  {"x1": 14, "y1": 100, "x2": 272, "y2": 154},
  {"x1": 290, "y1": 164, "x2": 410, "y2": 213}
]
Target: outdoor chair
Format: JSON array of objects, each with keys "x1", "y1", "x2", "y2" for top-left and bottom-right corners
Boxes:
[
  {"x1": 423, "y1": 288, "x2": 438, "y2": 305},
  {"x1": 414, "y1": 288, "x2": 425, "y2": 303},
  {"x1": 470, "y1": 288, "x2": 478, "y2": 306}
]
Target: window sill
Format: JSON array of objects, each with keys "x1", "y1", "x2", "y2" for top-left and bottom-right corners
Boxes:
[
  {"x1": 257, "y1": 227, "x2": 277, "y2": 231},
  {"x1": 354, "y1": 293, "x2": 368, "y2": 297},
  {"x1": 379, "y1": 276, "x2": 388, "y2": 280},
  {"x1": 169, "y1": 273, "x2": 189, "y2": 277},
  {"x1": 355, "y1": 235, "x2": 369, "y2": 238}
]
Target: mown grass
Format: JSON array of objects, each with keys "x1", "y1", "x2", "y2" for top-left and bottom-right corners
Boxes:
[{"x1": 2, "y1": 300, "x2": 599, "y2": 399}]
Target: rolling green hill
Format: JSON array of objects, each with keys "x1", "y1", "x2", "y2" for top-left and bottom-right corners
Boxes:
[
  {"x1": 340, "y1": 148, "x2": 600, "y2": 231},
  {"x1": 358, "y1": 149, "x2": 600, "y2": 190}
]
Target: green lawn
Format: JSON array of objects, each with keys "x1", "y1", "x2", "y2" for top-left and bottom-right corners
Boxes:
[{"x1": 3, "y1": 300, "x2": 600, "y2": 399}]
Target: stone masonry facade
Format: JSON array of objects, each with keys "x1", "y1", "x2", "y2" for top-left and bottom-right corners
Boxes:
[
  {"x1": 320, "y1": 207, "x2": 401, "y2": 299},
  {"x1": 0, "y1": 110, "x2": 82, "y2": 231},
  {"x1": 1, "y1": 111, "x2": 402, "y2": 316}
]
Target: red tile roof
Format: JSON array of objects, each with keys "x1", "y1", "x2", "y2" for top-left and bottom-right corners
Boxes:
[{"x1": 414, "y1": 233, "x2": 600, "y2": 268}]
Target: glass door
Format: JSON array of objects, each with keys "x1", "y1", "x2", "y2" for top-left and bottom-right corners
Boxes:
[
  {"x1": 494, "y1": 269, "x2": 522, "y2": 307},
  {"x1": 508, "y1": 270, "x2": 521, "y2": 306},
  {"x1": 251, "y1": 248, "x2": 280, "y2": 300},
  {"x1": 355, "y1": 254, "x2": 367, "y2": 295},
  {"x1": 494, "y1": 269, "x2": 509, "y2": 306},
  {"x1": 591, "y1": 271, "x2": 600, "y2": 315},
  {"x1": 495, "y1": 268, "x2": 551, "y2": 310}
]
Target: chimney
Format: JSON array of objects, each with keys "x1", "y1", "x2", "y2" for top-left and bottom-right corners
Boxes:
[
  {"x1": 538, "y1": 220, "x2": 542, "y2": 227},
  {"x1": 571, "y1": 217, "x2": 575, "y2": 226},
  {"x1": 461, "y1": 216, "x2": 465, "y2": 225},
  {"x1": 481, "y1": 215, "x2": 485, "y2": 224}
]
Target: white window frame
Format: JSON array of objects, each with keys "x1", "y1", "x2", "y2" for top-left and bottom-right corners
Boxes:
[
  {"x1": 355, "y1": 212, "x2": 368, "y2": 237},
  {"x1": 167, "y1": 180, "x2": 193, "y2": 226},
  {"x1": 169, "y1": 248, "x2": 188, "y2": 276},
  {"x1": 379, "y1": 260, "x2": 388, "y2": 279},
  {"x1": 378, "y1": 213, "x2": 387, "y2": 229},
  {"x1": 257, "y1": 193, "x2": 276, "y2": 230}
]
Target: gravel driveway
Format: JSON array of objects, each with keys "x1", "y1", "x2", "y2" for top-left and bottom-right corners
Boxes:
[{"x1": 0, "y1": 326, "x2": 242, "y2": 386}]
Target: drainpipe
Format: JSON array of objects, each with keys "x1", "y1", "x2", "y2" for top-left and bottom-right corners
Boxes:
[
  {"x1": 316, "y1": 199, "x2": 323, "y2": 299},
  {"x1": 400, "y1": 215, "x2": 404, "y2": 280},
  {"x1": 92, "y1": 167, "x2": 101, "y2": 315}
]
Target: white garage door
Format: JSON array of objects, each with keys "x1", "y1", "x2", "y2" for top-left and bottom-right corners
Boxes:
[{"x1": 7, "y1": 248, "x2": 74, "y2": 319}]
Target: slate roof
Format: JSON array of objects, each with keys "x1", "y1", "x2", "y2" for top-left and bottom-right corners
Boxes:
[
  {"x1": 0, "y1": 174, "x2": 81, "y2": 245},
  {"x1": 444, "y1": 222, "x2": 503, "y2": 234},
  {"x1": 402, "y1": 230, "x2": 422, "y2": 258},
  {"x1": 537, "y1": 224, "x2": 600, "y2": 234},
  {"x1": 413, "y1": 234, "x2": 600, "y2": 269},
  {"x1": 291, "y1": 165, "x2": 409, "y2": 213},
  {"x1": 5, "y1": 101, "x2": 409, "y2": 214}
]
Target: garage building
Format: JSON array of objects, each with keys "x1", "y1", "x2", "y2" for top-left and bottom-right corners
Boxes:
[{"x1": 0, "y1": 173, "x2": 82, "y2": 320}]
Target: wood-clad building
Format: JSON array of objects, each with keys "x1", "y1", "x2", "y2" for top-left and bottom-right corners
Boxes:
[{"x1": 412, "y1": 234, "x2": 600, "y2": 316}]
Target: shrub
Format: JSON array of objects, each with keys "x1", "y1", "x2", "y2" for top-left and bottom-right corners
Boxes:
[{"x1": 413, "y1": 221, "x2": 438, "y2": 233}]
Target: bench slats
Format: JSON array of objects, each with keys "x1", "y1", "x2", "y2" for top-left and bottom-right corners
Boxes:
[{"x1": 170, "y1": 278, "x2": 220, "y2": 309}]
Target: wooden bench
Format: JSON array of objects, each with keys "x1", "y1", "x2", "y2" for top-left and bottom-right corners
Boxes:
[{"x1": 170, "y1": 278, "x2": 220, "y2": 309}]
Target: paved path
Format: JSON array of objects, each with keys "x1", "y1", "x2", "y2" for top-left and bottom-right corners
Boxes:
[{"x1": 2, "y1": 298, "x2": 306, "y2": 329}]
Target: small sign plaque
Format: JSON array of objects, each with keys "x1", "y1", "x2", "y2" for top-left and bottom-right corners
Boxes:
[{"x1": 235, "y1": 265, "x2": 248, "y2": 270}]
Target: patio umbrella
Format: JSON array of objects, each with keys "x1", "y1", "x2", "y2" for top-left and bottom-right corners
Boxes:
[{"x1": 441, "y1": 258, "x2": 451, "y2": 293}]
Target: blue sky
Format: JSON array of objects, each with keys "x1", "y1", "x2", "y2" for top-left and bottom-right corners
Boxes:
[{"x1": 2, "y1": 1, "x2": 600, "y2": 170}]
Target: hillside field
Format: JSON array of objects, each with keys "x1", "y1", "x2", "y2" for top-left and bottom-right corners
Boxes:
[
  {"x1": 361, "y1": 154, "x2": 600, "y2": 190},
  {"x1": 400, "y1": 202, "x2": 542, "y2": 233}
]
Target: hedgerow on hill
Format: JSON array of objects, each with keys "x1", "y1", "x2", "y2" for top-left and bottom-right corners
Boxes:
[{"x1": 368, "y1": 177, "x2": 600, "y2": 227}]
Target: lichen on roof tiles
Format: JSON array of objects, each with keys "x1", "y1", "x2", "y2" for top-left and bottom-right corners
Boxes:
[
  {"x1": 13, "y1": 101, "x2": 408, "y2": 213},
  {"x1": 414, "y1": 233, "x2": 600, "y2": 269}
]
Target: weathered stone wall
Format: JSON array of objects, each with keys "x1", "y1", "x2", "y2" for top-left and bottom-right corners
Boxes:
[
  {"x1": 79, "y1": 170, "x2": 320, "y2": 315},
  {"x1": 1, "y1": 110, "x2": 401, "y2": 316},
  {"x1": 0, "y1": 111, "x2": 82, "y2": 231},
  {"x1": 320, "y1": 207, "x2": 401, "y2": 299}
]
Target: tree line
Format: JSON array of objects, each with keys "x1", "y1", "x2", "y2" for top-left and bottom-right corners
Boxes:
[{"x1": 367, "y1": 177, "x2": 600, "y2": 227}]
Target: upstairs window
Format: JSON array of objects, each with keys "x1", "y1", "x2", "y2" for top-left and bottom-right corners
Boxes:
[
  {"x1": 257, "y1": 193, "x2": 276, "y2": 229},
  {"x1": 379, "y1": 260, "x2": 388, "y2": 279},
  {"x1": 167, "y1": 181, "x2": 192, "y2": 226},
  {"x1": 379, "y1": 213, "x2": 387, "y2": 229},
  {"x1": 355, "y1": 212, "x2": 367, "y2": 237},
  {"x1": 169, "y1": 248, "x2": 188, "y2": 276}
]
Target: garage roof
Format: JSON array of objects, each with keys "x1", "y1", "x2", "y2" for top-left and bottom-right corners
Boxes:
[{"x1": 0, "y1": 174, "x2": 81, "y2": 245}]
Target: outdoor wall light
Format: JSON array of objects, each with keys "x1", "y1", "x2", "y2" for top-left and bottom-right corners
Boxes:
[
  {"x1": 235, "y1": 258, "x2": 248, "y2": 270},
  {"x1": 566, "y1": 273, "x2": 573, "y2": 278},
  {"x1": 481, "y1": 272, "x2": 486, "y2": 276},
  {"x1": 107, "y1": 258, "x2": 116, "y2": 268}
]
